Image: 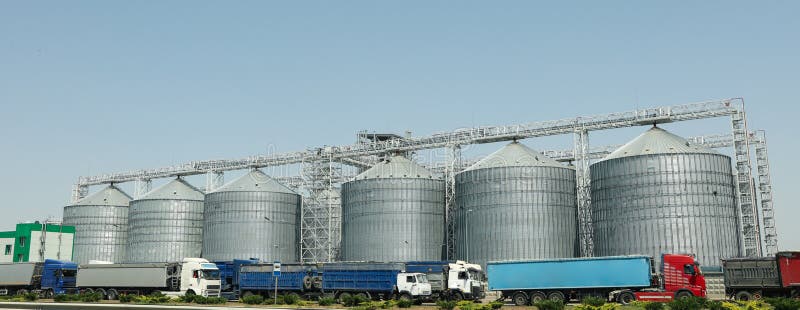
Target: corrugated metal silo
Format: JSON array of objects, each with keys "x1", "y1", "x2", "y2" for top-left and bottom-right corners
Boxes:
[
  {"x1": 203, "y1": 170, "x2": 301, "y2": 262},
  {"x1": 63, "y1": 185, "x2": 131, "y2": 264},
  {"x1": 454, "y1": 142, "x2": 577, "y2": 267},
  {"x1": 591, "y1": 126, "x2": 740, "y2": 267},
  {"x1": 341, "y1": 155, "x2": 445, "y2": 261},
  {"x1": 126, "y1": 178, "x2": 205, "y2": 263}
]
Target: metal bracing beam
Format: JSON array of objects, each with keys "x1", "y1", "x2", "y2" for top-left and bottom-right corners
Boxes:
[
  {"x1": 133, "y1": 179, "x2": 152, "y2": 199},
  {"x1": 753, "y1": 130, "x2": 777, "y2": 255},
  {"x1": 444, "y1": 145, "x2": 462, "y2": 260},
  {"x1": 205, "y1": 171, "x2": 224, "y2": 193},
  {"x1": 574, "y1": 129, "x2": 593, "y2": 257}
]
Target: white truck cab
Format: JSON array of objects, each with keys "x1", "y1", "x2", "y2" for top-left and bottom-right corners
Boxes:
[
  {"x1": 447, "y1": 261, "x2": 485, "y2": 300},
  {"x1": 180, "y1": 258, "x2": 221, "y2": 297},
  {"x1": 397, "y1": 272, "x2": 433, "y2": 298}
]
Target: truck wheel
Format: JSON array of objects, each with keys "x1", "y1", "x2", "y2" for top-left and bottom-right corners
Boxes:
[
  {"x1": 242, "y1": 291, "x2": 254, "y2": 299},
  {"x1": 735, "y1": 291, "x2": 752, "y2": 301},
  {"x1": 95, "y1": 288, "x2": 107, "y2": 300},
  {"x1": 790, "y1": 289, "x2": 799, "y2": 299},
  {"x1": 530, "y1": 291, "x2": 546, "y2": 304},
  {"x1": 617, "y1": 292, "x2": 635, "y2": 305},
  {"x1": 451, "y1": 292, "x2": 464, "y2": 302},
  {"x1": 338, "y1": 292, "x2": 352, "y2": 303},
  {"x1": 43, "y1": 289, "x2": 54, "y2": 299},
  {"x1": 185, "y1": 290, "x2": 196, "y2": 297},
  {"x1": 548, "y1": 291, "x2": 565, "y2": 302},
  {"x1": 356, "y1": 292, "x2": 368, "y2": 300},
  {"x1": 675, "y1": 291, "x2": 693, "y2": 300},
  {"x1": 512, "y1": 292, "x2": 529, "y2": 306},
  {"x1": 107, "y1": 289, "x2": 119, "y2": 300},
  {"x1": 398, "y1": 293, "x2": 412, "y2": 301},
  {"x1": 16, "y1": 289, "x2": 28, "y2": 296}
]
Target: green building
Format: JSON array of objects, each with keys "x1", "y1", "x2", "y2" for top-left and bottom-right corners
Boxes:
[{"x1": 0, "y1": 222, "x2": 74, "y2": 263}]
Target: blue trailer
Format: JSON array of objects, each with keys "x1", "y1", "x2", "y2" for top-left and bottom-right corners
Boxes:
[
  {"x1": 487, "y1": 254, "x2": 707, "y2": 305},
  {"x1": 0, "y1": 259, "x2": 78, "y2": 298},
  {"x1": 238, "y1": 263, "x2": 319, "y2": 299},
  {"x1": 215, "y1": 259, "x2": 258, "y2": 300},
  {"x1": 321, "y1": 262, "x2": 432, "y2": 301}
]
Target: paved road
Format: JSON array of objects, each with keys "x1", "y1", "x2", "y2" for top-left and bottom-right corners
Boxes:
[{"x1": 0, "y1": 302, "x2": 298, "y2": 310}]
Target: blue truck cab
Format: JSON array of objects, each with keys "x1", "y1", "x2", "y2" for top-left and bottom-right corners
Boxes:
[
  {"x1": 215, "y1": 259, "x2": 259, "y2": 300},
  {"x1": 41, "y1": 259, "x2": 78, "y2": 296}
]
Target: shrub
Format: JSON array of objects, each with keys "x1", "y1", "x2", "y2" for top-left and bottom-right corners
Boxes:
[
  {"x1": 705, "y1": 300, "x2": 725, "y2": 310},
  {"x1": 488, "y1": 301, "x2": 504, "y2": 310},
  {"x1": 457, "y1": 300, "x2": 478, "y2": 310},
  {"x1": 582, "y1": 297, "x2": 606, "y2": 307},
  {"x1": 533, "y1": 300, "x2": 565, "y2": 310},
  {"x1": 177, "y1": 294, "x2": 195, "y2": 303},
  {"x1": 319, "y1": 297, "x2": 335, "y2": 306},
  {"x1": 118, "y1": 294, "x2": 134, "y2": 303},
  {"x1": 283, "y1": 293, "x2": 300, "y2": 305},
  {"x1": 22, "y1": 292, "x2": 38, "y2": 301},
  {"x1": 765, "y1": 297, "x2": 800, "y2": 310},
  {"x1": 242, "y1": 294, "x2": 264, "y2": 305},
  {"x1": 643, "y1": 302, "x2": 664, "y2": 310},
  {"x1": 79, "y1": 292, "x2": 103, "y2": 302},
  {"x1": 381, "y1": 300, "x2": 398, "y2": 309},
  {"x1": 397, "y1": 298, "x2": 414, "y2": 308},
  {"x1": 575, "y1": 305, "x2": 619, "y2": 310},
  {"x1": 667, "y1": 297, "x2": 704, "y2": 310},
  {"x1": 342, "y1": 294, "x2": 369, "y2": 307},
  {"x1": 438, "y1": 300, "x2": 458, "y2": 310}
]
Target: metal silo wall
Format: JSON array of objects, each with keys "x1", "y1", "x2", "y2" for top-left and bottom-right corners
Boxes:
[
  {"x1": 126, "y1": 199, "x2": 204, "y2": 263},
  {"x1": 63, "y1": 205, "x2": 129, "y2": 264},
  {"x1": 341, "y1": 178, "x2": 445, "y2": 261},
  {"x1": 202, "y1": 191, "x2": 301, "y2": 262},
  {"x1": 454, "y1": 166, "x2": 577, "y2": 267},
  {"x1": 591, "y1": 153, "x2": 740, "y2": 267}
]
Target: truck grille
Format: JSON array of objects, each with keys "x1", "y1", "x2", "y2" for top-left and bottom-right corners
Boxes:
[{"x1": 206, "y1": 285, "x2": 220, "y2": 290}]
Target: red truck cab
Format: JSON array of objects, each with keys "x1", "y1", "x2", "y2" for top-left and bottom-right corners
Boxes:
[{"x1": 632, "y1": 254, "x2": 706, "y2": 302}]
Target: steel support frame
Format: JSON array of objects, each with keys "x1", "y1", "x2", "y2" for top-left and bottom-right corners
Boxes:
[{"x1": 574, "y1": 129, "x2": 593, "y2": 257}]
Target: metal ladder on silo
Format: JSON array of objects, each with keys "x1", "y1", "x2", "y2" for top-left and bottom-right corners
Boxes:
[
  {"x1": 731, "y1": 108, "x2": 762, "y2": 257},
  {"x1": 754, "y1": 131, "x2": 777, "y2": 255}
]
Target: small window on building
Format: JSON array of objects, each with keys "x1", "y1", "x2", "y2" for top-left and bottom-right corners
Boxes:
[
  {"x1": 4, "y1": 245, "x2": 10, "y2": 255},
  {"x1": 19, "y1": 237, "x2": 26, "y2": 248}
]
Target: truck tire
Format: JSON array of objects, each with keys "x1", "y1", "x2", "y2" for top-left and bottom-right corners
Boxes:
[
  {"x1": 451, "y1": 292, "x2": 464, "y2": 302},
  {"x1": 185, "y1": 290, "x2": 196, "y2": 297},
  {"x1": 675, "y1": 291, "x2": 693, "y2": 300},
  {"x1": 338, "y1": 292, "x2": 352, "y2": 303},
  {"x1": 356, "y1": 292, "x2": 368, "y2": 300},
  {"x1": 617, "y1": 292, "x2": 635, "y2": 305},
  {"x1": 43, "y1": 289, "x2": 54, "y2": 299},
  {"x1": 548, "y1": 291, "x2": 565, "y2": 302},
  {"x1": 735, "y1": 291, "x2": 752, "y2": 301},
  {"x1": 398, "y1": 293, "x2": 412, "y2": 302},
  {"x1": 95, "y1": 288, "x2": 107, "y2": 300},
  {"x1": 242, "y1": 291, "x2": 254, "y2": 298},
  {"x1": 512, "y1": 292, "x2": 529, "y2": 306},
  {"x1": 16, "y1": 289, "x2": 28, "y2": 296},
  {"x1": 530, "y1": 291, "x2": 546, "y2": 304},
  {"x1": 107, "y1": 289, "x2": 119, "y2": 300},
  {"x1": 790, "y1": 289, "x2": 799, "y2": 299}
]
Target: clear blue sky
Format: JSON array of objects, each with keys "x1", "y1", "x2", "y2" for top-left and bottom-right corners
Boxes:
[{"x1": 1, "y1": 1, "x2": 797, "y2": 250}]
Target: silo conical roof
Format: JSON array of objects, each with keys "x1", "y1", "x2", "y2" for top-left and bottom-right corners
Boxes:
[
  {"x1": 354, "y1": 155, "x2": 437, "y2": 180},
  {"x1": 73, "y1": 185, "x2": 132, "y2": 206},
  {"x1": 138, "y1": 178, "x2": 204, "y2": 201},
  {"x1": 603, "y1": 126, "x2": 718, "y2": 161},
  {"x1": 214, "y1": 170, "x2": 297, "y2": 194},
  {"x1": 464, "y1": 141, "x2": 566, "y2": 171}
]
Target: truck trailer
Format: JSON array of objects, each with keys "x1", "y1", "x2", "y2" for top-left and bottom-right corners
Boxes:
[
  {"x1": 77, "y1": 258, "x2": 221, "y2": 299},
  {"x1": 0, "y1": 259, "x2": 77, "y2": 298},
  {"x1": 405, "y1": 261, "x2": 485, "y2": 301},
  {"x1": 487, "y1": 254, "x2": 706, "y2": 306},
  {"x1": 234, "y1": 262, "x2": 432, "y2": 302},
  {"x1": 722, "y1": 251, "x2": 800, "y2": 300}
]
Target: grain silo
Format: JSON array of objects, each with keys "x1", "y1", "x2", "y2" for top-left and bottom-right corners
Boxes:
[
  {"x1": 63, "y1": 185, "x2": 131, "y2": 264},
  {"x1": 202, "y1": 170, "x2": 301, "y2": 262},
  {"x1": 591, "y1": 126, "x2": 739, "y2": 267},
  {"x1": 341, "y1": 155, "x2": 445, "y2": 261},
  {"x1": 454, "y1": 142, "x2": 577, "y2": 267},
  {"x1": 126, "y1": 178, "x2": 204, "y2": 263}
]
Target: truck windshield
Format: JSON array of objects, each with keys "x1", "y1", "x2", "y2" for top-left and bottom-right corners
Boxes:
[
  {"x1": 416, "y1": 274, "x2": 428, "y2": 283},
  {"x1": 201, "y1": 270, "x2": 220, "y2": 280},
  {"x1": 61, "y1": 269, "x2": 77, "y2": 277},
  {"x1": 468, "y1": 271, "x2": 481, "y2": 280}
]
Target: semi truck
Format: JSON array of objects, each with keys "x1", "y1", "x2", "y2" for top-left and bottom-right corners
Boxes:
[
  {"x1": 487, "y1": 254, "x2": 706, "y2": 306},
  {"x1": 0, "y1": 259, "x2": 77, "y2": 298},
  {"x1": 405, "y1": 261, "x2": 486, "y2": 301},
  {"x1": 722, "y1": 251, "x2": 800, "y2": 300},
  {"x1": 235, "y1": 262, "x2": 432, "y2": 302},
  {"x1": 77, "y1": 258, "x2": 221, "y2": 299},
  {"x1": 215, "y1": 259, "x2": 258, "y2": 300}
]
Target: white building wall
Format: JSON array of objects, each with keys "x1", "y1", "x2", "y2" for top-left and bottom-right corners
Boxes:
[
  {"x1": 28, "y1": 231, "x2": 74, "y2": 262},
  {"x1": 0, "y1": 238, "x2": 13, "y2": 263}
]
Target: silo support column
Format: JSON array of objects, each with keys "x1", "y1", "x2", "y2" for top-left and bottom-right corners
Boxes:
[{"x1": 574, "y1": 129, "x2": 593, "y2": 257}]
